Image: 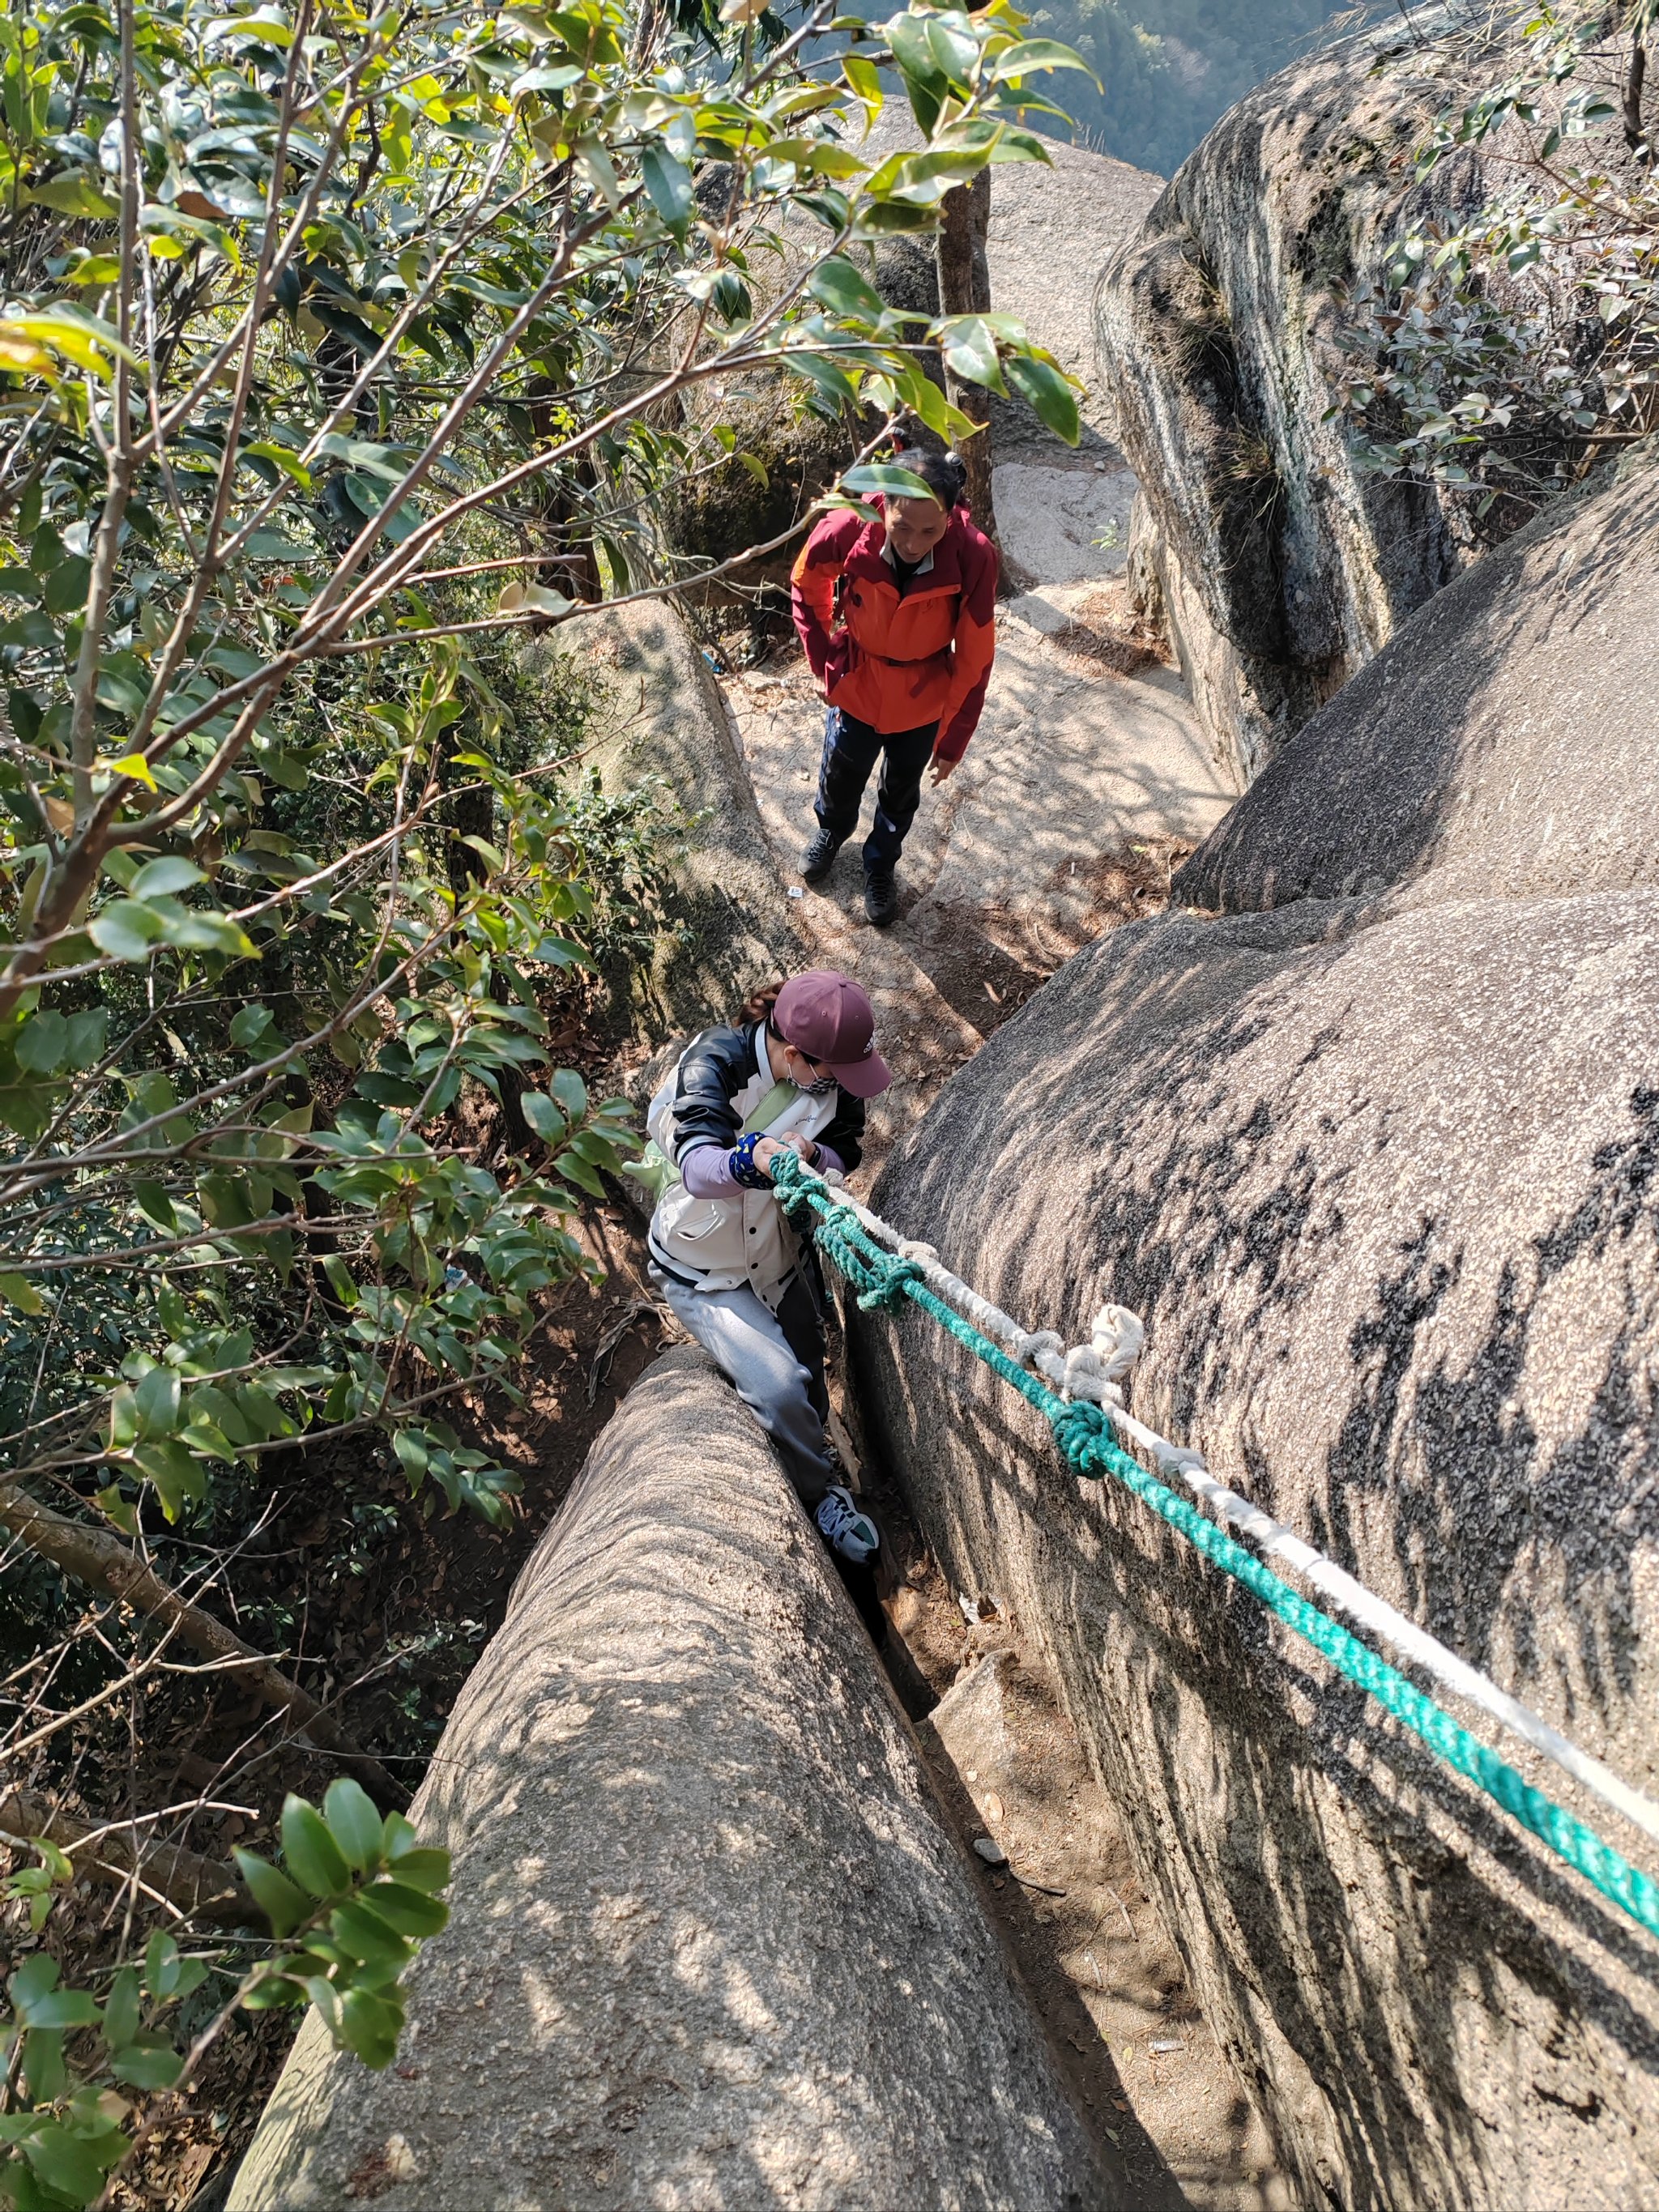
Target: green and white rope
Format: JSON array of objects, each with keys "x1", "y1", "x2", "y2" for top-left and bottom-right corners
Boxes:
[
  {"x1": 769, "y1": 1153, "x2": 1659, "y2": 1942},
  {"x1": 817, "y1": 1175, "x2": 1659, "y2": 1854}
]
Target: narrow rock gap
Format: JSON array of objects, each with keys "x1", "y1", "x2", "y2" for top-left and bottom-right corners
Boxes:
[{"x1": 712, "y1": 462, "x2": 1290, "y2": 2203}]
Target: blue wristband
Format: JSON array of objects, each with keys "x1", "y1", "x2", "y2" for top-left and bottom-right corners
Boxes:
[{"x1": 728, "y1": 1132, "x2": 773, "y2": 1191}]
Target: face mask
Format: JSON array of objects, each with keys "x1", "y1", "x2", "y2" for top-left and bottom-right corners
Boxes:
[{"x1": 789, "y1": 1051, "x2": 838, "y2": 1097}]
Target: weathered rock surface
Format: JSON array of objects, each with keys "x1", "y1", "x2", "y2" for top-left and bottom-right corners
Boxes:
[
  {"x1": 1097, "y1": 24, "x2": 1496, "y2": 782},
  {"x1": 538, "y1": 599, "x2": 801, "y2": 1042},
  {"x1": 993, "y1": 461, "x2": 1138, "y2": 587},
  {"x1": 851, "y1": 442, "x2": 1659, "y2": 2210},
  {"x1": 1175, "y1": 445, "x2": 1659, "y2": 916},
  {"x1": 229, "y1": 1350, "x2": 1108, "y2": 2212}
]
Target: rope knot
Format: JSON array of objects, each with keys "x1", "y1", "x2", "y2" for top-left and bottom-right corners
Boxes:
[
  {"x1": 1050, "y1": 1397, "x2": 1111, "y2": 1480},
  {"x1": 855, "y1": 1252, "x2": 926, "y2": 1313},
  {"x1": 767, "y1": 1149, "x2": 821, "y2": 1228}
]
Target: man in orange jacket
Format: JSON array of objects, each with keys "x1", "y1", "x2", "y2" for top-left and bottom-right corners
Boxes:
[{"x1": 790, "y1": 447, "x2": 997, "y2": 927}]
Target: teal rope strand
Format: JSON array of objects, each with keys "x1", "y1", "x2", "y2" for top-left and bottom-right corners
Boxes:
[{"x1": 770, "y1": 1157, "x2": 1659, "y2": 1941}]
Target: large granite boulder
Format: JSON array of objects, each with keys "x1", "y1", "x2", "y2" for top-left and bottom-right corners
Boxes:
[
  {"x1": 229, "y1": 1350, "x2": 1107, "y2": 2212},
  {"x1": 851, "y1": 445, "x2": 1659, "y2": 2208},
  {"x1": 536, "y1": 599, "x2": 803, "y2": 1042},
  {"x1": 1175, "y1": 447, "x2": 1659, "y2": 915},
  {"x1": 1097, "y1": 24, "x2": 1502, "y2": 782}
]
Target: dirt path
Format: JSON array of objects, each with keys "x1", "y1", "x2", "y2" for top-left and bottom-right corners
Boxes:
[{"x1": 726, "y1": 575, "x2": 1234, "y2": 1169}]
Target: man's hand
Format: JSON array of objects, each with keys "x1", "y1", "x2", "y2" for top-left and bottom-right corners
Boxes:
[
  {"x1": 753, "y1": 1132, "x2": 816, "y2": 1180},
  {"x1": 929, "y1": 749, "x2": 957, "y2": 786}
]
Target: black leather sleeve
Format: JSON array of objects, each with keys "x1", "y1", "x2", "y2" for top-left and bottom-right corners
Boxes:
[
  {"x1": 817, "y1": 1089, "x2": 865, "y2": 1172},
  {"x1": 667, "y1": 1023, "x2": 753, "y2": 1164}
]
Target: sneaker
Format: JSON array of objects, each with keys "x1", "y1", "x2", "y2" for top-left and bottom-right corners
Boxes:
[
  {"x1": 815, "y1": 1484, "x2": 880, "y2": 1563},
  {"x1": 864, "y1": 867, "x2": 900, "y2": 927},
  {"x1": 800, "y1": 829, "x2": 843, "y2": 884}
]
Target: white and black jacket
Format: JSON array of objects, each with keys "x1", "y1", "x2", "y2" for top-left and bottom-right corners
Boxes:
[{"x1": 646, "y1": 1021, "x2": 865, "y2": 1311}]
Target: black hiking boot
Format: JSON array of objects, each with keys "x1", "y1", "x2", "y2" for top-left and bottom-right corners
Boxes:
[
  {"x1": 800, "y1": 828, "x2": 843, "y2": 884},
  {"x1": 864, "y1": 867, "x2": 900, "y2": 928}
]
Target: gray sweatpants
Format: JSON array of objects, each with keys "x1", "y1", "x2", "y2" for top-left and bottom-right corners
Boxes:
[{"x1": 650, "y1": 1265, "x2": 834, "y2": 1507}]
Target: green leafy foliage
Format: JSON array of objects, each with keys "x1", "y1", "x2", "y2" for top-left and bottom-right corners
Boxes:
[
  {"x1": 0, "y1": 1794, "x2": 450, "y2": 2207},
  {"x1": 0, "y1": 0, "x2": 1089, "y2": 2192},
  {"x1": 1332, "y1": 3, "x2": 1659, "y2": 509}
]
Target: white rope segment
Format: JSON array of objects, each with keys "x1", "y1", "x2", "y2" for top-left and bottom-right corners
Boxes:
[{"x1": 822, "y1": 1178, "x2": 1659, "y2": 1851}]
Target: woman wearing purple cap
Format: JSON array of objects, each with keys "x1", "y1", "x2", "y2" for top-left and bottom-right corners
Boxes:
[{"x1": 642, "y1": 970, "x2": 893, "y2": 1563}]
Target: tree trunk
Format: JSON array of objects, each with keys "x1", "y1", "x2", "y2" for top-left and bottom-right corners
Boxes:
[
  {"x1": 935, "y1": 169, "x2": 998, "y2": 550},
  {"x1": 0, "y1": 1789, "x2": 248, "y2": 1924}
]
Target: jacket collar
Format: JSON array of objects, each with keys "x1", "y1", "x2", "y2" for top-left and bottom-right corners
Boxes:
[{"x1": 880, "y1": 536, "x2": 935, "y2": 577}]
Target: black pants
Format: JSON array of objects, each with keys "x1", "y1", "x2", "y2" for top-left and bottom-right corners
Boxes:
[{"x1": 815, "y1": 707, "x2": 938, "y2": 872}]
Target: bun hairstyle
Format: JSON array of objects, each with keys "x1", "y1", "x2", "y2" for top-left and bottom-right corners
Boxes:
[
  {"x1": 737, "y1": 979, "x2": 787, "y2": 1030},
  {"x1": 890, "y1": 435, "x2": 968, "y2": 510}
]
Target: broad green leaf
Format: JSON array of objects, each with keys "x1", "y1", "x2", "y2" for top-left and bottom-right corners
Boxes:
[
  {"x1": 130, "y1": 856, "x2": 207, "y2": 898},
  {"x1": 87, "y1": 899, "x2": 168, "y2": 961},
  {"x1": 323, "y1": 1779, "x2": 385, "y2": 1873},
  {"x1": 22, "y1": 2120, "x2": 111, "y2": 2201},
  {"x1": 15, "y1": 1009, "x2": 68, "y2": 1073},
  {"x1": 103, "y1": 1965, "x2": 140, "y2": 2053},
  {"x1": 234, "y1": 1849, "x2": 312, "y2": 1938},
  {"x1": 809, "y1": 257, "x2": 885, "y2": 320},
  {"x1": 988, "y1": 36, "x2": 1097, "y2": 83},
  {"x1": 281, "y1": 1794, "x2": 352, "y2": 1899},
  {"x1": 242, "y1": 440, "x2": 312, "y2": 485},
  {"x1": 0, "y1": 1273, "x2": 45, "y2": 1315},
  {"x1": 520, "y1": 1090, "x2": 567, "y2": 1142},
  {"x1": 843, "y1": 52, "x2": 883, "y2": 123},
  {"x1": 548, "y1": 1068, "x2": 587, "y2": 1119},
  {"x1": 328, "y1": 1899, "x2": 410, "y2": 1969},
  {"x1": 143, "y1": 1929, "x2": 183, "y2": 2000},
  {"x1": 133, "y1": 1182, "x2": 177, "y2": 1232},
  {"x1": 42, "y1": 554, "x2": 91, "y2": 616},
  {"x1": 641, "y1": 143, "x2": 692, "y2": 228},
  {"x1": 130, "y1": 1438, "x2": 204, "y2": 1518},
  {"x1": 842, "y1": 463, "x2": 936, "y2": 501},
  {"x1": 17, "y1": 1988, "x2": 100, "y2": 2031},
  {"x1": 337, "y1": 1986, "x2": 403, "y2": 2069},
  {"x1": 937, "y1": 314, "x2": 1007, "y2": 395},
  {"x1": 363, "y1": 1878, "x2": 449, "y2": 1936},
  {"x1": 1004, "y1": 353, "x2": 1081, "y2": 444},
  {"x1": 109, "y1": 2038, "x2": 183, "y2": 2090},
  {"x1": 134, "y1": 1365, "x2": 181, "y2": 1438},
  {"x1": 101, "y1": 752, "x2": 158, "y2": 791},
  {"x1": 381, "y1": 1835, "x2": 449, "y2": 1896},
  {"x1": 229, "y1": 1004, "x2": 278, "y2": 1051},
  {"x1": 29, "y1": 172, "x2": 122, "y2": 219}
]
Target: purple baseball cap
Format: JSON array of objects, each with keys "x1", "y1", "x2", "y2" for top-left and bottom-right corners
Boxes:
[{"x1": 774, "y1": 971, "x2": 892, "y2": 1098}]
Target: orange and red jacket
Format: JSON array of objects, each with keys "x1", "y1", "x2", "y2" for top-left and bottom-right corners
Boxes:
[{"x1": 790, "y1": 501, "x2": 998, "y2": 762}]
